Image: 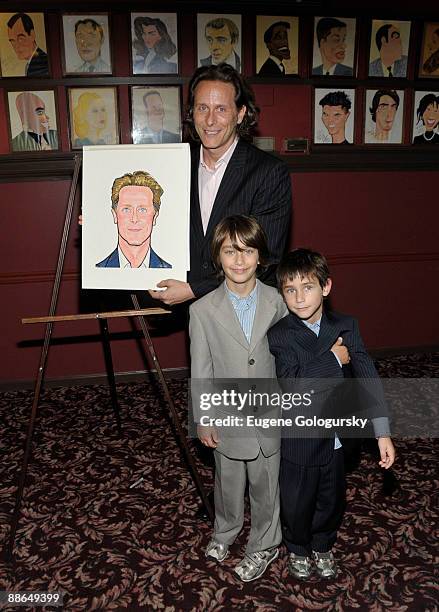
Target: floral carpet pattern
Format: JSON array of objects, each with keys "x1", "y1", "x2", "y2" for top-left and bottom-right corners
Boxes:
[{"x1": 0, "y1": 353, "x2": 437, "y2": 611}]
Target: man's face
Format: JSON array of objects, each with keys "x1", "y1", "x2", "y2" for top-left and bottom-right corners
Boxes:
[
  {"x1": 141, "y1": 24, "x2": 161, "y2": 49},
  {"x1": 375, "y1": 95, "x2": 398, "y2": 134},
  {"x1": 266, "y1": 25, "x2": 290, "y2": 60},
  {"x1": 75, "y1": 22, "x2": 102, "y2": 63},
  {"x1": 320, "y1": 27, "x2": 347, "y2": 66},
  {"x1": 144, "y1": 94, "x2": 165, "y2": 132},
  {"x1": 282, "y1": 274, "x2": 331, "y2": 325},
  {"x1": 193, "y1": 80, "x2": 246, "y2": 158},
  {"x1": 321, "y1": 105, "x2": 349, "y2": 138},
  {"x1": 22, "y1": 95, "x2": 50, "y2": 134},
  {"x1": 205, "y1": 25, "x2": 234, "y2": 64},
  {"x1": 380, "y1": 26, "x2": 402, "y2": 62},
  {"x1": 112, "y1": 185, "x2": 158, "y2": 248},
  {"x1": 8, "y1": 18, "x2": 36, "y2": 60}
]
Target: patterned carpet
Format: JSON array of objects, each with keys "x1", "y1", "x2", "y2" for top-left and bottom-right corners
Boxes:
[{"x1": 0, "y1": 354, "x2": 437, "y2": 611}]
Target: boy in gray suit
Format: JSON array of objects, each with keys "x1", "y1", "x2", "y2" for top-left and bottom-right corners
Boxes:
[{"x1": 189, "y1": 215, "x2": 287, "y2": 582}]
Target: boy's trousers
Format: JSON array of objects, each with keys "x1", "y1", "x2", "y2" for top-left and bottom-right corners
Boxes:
[
  {"x1": 213, "y1": 448, "x2": 281, "y2": 554},
  {"x1": 280, "y1": 448, "x2": 346, "y2": 556}
]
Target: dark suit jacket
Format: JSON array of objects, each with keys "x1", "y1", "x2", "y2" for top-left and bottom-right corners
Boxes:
[
  {"x1": 258, "y1": 57, "x2": 285, "y2": 76},
  {"x1": 27, "y1": 47, "x2": 49, "y2": 76},
  {"x1": 96, "y1": 246, "x2": 171, "y2": 268},
  {"x1": 200, "y1": 51, "x2": 241, "y2": 72},
  {"x1": 312, "y1": 63, "x2": 353, "y2": 76},
  {"x1": 134, "y1": 55, "x2": 177, "y2": 74},
  {"x1": 188, "y1": 139, "x2": 292, "y2": 297},
  {"x1": 268, "y1": 309, "x2": 389, "y2": 467}
]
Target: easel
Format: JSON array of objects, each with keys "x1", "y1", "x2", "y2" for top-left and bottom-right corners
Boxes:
[{"x1": 7, "y1": 156, "x2": 213, "y2": 560}]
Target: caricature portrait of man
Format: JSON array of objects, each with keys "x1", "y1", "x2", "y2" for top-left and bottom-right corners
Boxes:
[
  {"x1": 11, "y1": 92, "x2": 58, "y2": 152},
  {"x1": 313, "y1": 17, "x2": 353, "y2": 76},
  {"x1": 96, "y1": 171, "x2": 171, "y2": 269},
  {"x1": 369, "y1": 23, "x2": 408, "y2": 78},
  {"x1": 136, "y1": 90, "x2": 179, "y2": 144},
  {"x1": 199, "y1": 17, "x2": 241, "y2": 71},
  {"x1": 74, "y1": 18, "x2": 110, "y2": 73},
  {"x1": 319, "y1": 91, "x2": 352, "y2": 144},
  {"x1": 7, "y1": 13, "x2": 49, "y2": 76},
  {"x1": 365, "y1": 89, "x2": 401, "y2": 143},
  {"x1": 258, "y1": 21, "x2": 291, "y2": 76}
]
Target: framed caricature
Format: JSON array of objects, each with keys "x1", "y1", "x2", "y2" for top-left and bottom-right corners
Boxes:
[
  {"x1": 7, "y1": 90, "x2": 59, "y2": 152},
  {"x1": 81, "y1": 144, "x2": 191, "y2": 291},
  {"x1": 314, "y1": 88, "x2": 355, "y2": 144},
  {"x1": 312, "y1": 17, "x2": 356, "y2": 77},
  {"x1": 197, "y1": 14, "x2": 242, "y2": 72},
  {"x1": 418, "y1": 23, "x2": 439, "y2": 78},
  {"x1": 61, "y1": 13, "x2": 112, "y2": 75},
  {"x1": 130, "y1": 13, "x2": 178, "y2": 75},
  {"x1": 68, "y1": 87, "x2": 119, "y2": 149},
  {"x1": 368, "y1": 20, "x2": 411, "y2": 79},
  {"x1": 131, "y1": 86, "x2": 181, "y2": 145},
  {"x1": 411, "y1": 91, "x2": 439, "y2": 144},
  {"x1": 255, "y1": 16, "x2": 298, "y2": 76},
  {"x1": 364, "y1": 89, "x2": 404, "y2": 144},
  {"x1": 0, "y1": 12, "x2": 49, "y2": 77}
]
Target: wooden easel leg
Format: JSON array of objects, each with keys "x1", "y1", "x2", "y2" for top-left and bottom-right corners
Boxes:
[
  {"x1": 6, "y1": 156, "x2": 82, "y2": 560},
  {"x1": 98, "y1": 317, "x2": 123, "y2": 437},
  {"x1": 130, "y1": 294, "x2": 214, "y2": 522}
]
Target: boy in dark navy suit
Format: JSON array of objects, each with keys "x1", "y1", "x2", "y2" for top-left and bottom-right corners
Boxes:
[{"x1": 268, "y1": 249, "x2": 395, "y2": 579}]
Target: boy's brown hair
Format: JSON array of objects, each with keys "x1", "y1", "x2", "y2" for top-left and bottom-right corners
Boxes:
[
  {"x1": 211, "y1": 215, "x2": 269, "y2": 276},
  {"x1": 277, "y1": 248, "x2": 330, "y2": 290}
]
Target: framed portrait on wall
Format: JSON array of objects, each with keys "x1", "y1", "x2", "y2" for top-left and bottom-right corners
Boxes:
[
  {"x1": 255, "y1": 16, "x2": 298, "y2": 76},
  {"x1": 363, "y1": 89, "x2": 405, "y2": 144},
  {"x1": 197, "y1": 14, "x2": 242, "y2": 71},
  {"x1": 0, "y1": 12, "x2": 49, "y2": 77},
  {"x1": 311, "y1": 17, "x2": 356, "y2": 77},
  {"x1": 61, "y1": 13, "x2": 112, "y2": 75},
  {"x1": 368, "y1": 20, "x2": 411, "y2": 79},
  {"x1": 7, "y1": 89, "x2": 59, "y2": 152},
  {"x1": 411, "y1": 91, "x2": 439, "y2": 144},
  {"x1": 418, "y1": 23, "x2": 439, "y2": 78},
  {"x1": 130, "y1": 13, "x2": 178, "y2": 75},
  {"x1": 68, "y1": 87, "x2": 119, "y2": 149},
  {"x1": 81, "y1": 144, "x2": 191, "y2": 290},
  {"x1": 131, "y1": 86, "x2": 181, "y2": 145},
  {"x1": 313, "y1": 88, "x2": 355, "y2": 144}
]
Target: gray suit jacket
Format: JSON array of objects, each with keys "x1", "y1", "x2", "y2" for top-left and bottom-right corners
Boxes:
[
  {"x1": 369, "y1": 56, "x2": 408, "y2": 77},
  {"x1": 189, "y1": 279, "x2": 287, "y2": 460}
]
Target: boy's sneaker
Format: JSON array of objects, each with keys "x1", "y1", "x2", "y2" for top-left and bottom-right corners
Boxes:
[
  {"x1": 288, "y1": 553, "x2": 313, "y2": 579},
  {"x1": 205, "y1": 539, "x2": 229, "y2": 562},
  {"x1": 313, "y1": 550, "x2": 337, "y2": 578},
  {"x1": 234, "y1": 546, "x2": 279, "y2": 582}
]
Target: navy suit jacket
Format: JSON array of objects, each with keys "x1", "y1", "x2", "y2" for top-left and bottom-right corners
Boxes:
[
  {"x1": 268, "y1": 309, "x2": 389, "y2": 466},
  {"x1": 258, "y1": 57, "x2": 285, "y2": 76},
  {"x1": 27, "y1": 47, "x2": 49, "y2": 76},
  {"x1": 188, "y1": 139, "x2": 292, "y2": 297},
  {"x1": 96, "y1": 246, "x2": 171, "y2": 268},
  {"x1": 312, "y1": 63, "x2": 353, "y2": 76}
]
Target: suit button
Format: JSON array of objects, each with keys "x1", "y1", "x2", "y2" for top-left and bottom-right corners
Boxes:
[
  {"x1": 249, "y1": 359, "x2": 255, "y2": 365},
  {"x1": 202, "y1": 262, "x2": 208, "y2": 269}
]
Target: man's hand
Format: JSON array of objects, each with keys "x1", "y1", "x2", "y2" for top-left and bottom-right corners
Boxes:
[
  {"x1": 149, "y1": 279, "x2": 195, "y2": 305},
  {"x1": 197, "y1": 424, "x2": 219, "y2": 448},
  {"x1": 331, "y1": 337, "x2": 350, "y2": 365},
  {"x1": 377, "y1": 437, "x2": 396, "y2": 469}
]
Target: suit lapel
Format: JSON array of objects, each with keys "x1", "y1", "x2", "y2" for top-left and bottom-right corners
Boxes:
[
  {"x1": 316, "y1": 311, "x2": 347, "y2": 355},
  {"x1": 190, "y1": 146, "x2": 205, "y2": 248},
  {"x1": 211, "y1": 283, "x2": 249, "y2": 350},
  {"x1": 286, "y1": 313, "x2": 319, "y2": 353},
  {"x1": 249, "y1": 281, "x2": 276, "y2": 353}
]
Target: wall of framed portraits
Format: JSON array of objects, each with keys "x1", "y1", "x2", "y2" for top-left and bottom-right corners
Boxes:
[{"x1": 1, "y1": 0, "x2": 438, "y2": 385}]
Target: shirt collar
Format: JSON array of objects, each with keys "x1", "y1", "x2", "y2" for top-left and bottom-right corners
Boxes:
[
  {"x1": 200, "y1": 137, "x2": 239, "y2": 171},
  {"x1": 302, "y1": 316, "x2": 322, "y2": 334},
  {"x1": 225, "y1": 280, "x2": 258, "y2": 307},
  {"x1": 118, "y1": 246, "x2": 150, "y2": 268}
]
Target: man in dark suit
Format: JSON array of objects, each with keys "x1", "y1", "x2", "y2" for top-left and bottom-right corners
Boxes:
[
  {"x1": 200, "y1": 18, "x2": 241, "y2": 71},
  {"x1": 268, "y1": 249, "x2": 395, "y2": 579},
  {"x1": 136, "y1": 90, "x2": 180, "y2": 144},
  {"x1": 7, "y1": 13, "x2": 49, "y2": 76},
  {"x1": 312, "y1": 17, "x2": 353, "y2": 76},
  {"x1": 149, "y1": 63, "x2": 291, "y2": 305},
  {"x1": 258, "y1": 21, "x2": 291, "y2": 76},
  {"x1": 96, "y1": 170, "x2": 171, "y2": 269}
]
